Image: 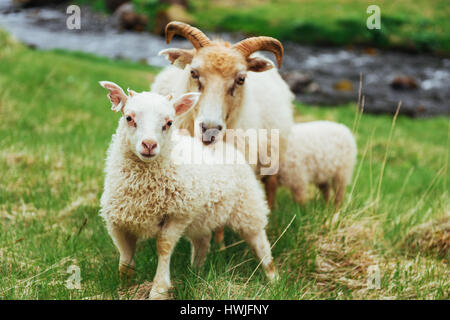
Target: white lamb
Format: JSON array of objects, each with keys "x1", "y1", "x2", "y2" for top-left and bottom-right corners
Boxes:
[
  {"x1": 99, "y1": 81, "x2": 276, "y2": 300},
  {"x1": 279, "y1": 121, "x2": 357, "y2": 206}
]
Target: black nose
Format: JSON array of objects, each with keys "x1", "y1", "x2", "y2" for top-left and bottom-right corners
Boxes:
[
  {"x1": 199, "y1": 122, "x2": 223, "y2": 145},
  {"x1": 200, "y1": 122, "x2": 223, "y2": 134}
]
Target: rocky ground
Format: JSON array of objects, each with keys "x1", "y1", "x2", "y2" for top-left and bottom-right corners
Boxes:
[
  {"x1": 1, "y1": 0, "x2": 448, "y2": 117},
  {"x1": 281, "y1": 44, "x2": 450, "y2": 117}
]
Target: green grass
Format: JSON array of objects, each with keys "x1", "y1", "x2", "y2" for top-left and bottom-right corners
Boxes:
[
  {"x1": 0, "y1": 30, "x2": 448, "y2": 299},
  {"x1": 76, "y1": 0, "x2": 450, "y2": 53},
  {"x1": 189, "y1": 0, "x2": 450, "y2": 53}
]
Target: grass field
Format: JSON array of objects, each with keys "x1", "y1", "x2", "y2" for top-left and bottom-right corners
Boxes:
[
  {"x1": 80, "y1": 0, "x2": 450, "y2": 53},
  {"x1": 189, "y1": 0, "x2": 450, "y2": 53},
  {"x1": 0, "y1": 31, "x2": 448, "y2": 299}
]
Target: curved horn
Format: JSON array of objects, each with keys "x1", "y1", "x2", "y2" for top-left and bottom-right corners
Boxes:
[
  {"x1": 165, "y1": 21, "x2": 211, "y2": 49},
  {"x1": 233, "y1": 36, "x2": 284, "y2": 68}
]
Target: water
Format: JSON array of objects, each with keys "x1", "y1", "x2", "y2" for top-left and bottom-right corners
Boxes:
[{"x1": 0, "y1": 1, "x2": 448, "y2": 117}]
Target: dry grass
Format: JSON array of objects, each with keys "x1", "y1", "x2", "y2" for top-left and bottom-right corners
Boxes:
[
  {"x1": 303, "y1": 214, "x2": 449, "y2": 299},
  {"x1": 118, "y1": 281, "x2": 154, "y2": 300},
  {"x1": 311, "y1": 219, "x2": 380, "y2": 294},
  {"x1": 400, "y1": 213, "x2": 450, "y2": 261}
]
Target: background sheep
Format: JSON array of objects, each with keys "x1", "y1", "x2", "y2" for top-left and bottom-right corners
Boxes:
[
  {"x1": 99, "y1": 81, "x2": 276, "y2": 300},
  {"x1": 279, "y1": 121, "x2": 357, "y2": 206}
]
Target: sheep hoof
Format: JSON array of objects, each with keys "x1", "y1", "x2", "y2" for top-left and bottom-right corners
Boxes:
[
  {"x1": 264, "y1": 261, "x2": 279, "y2": 282},
  {"x1": 119, "y1": 262, "x2": 136, "y2": 279},
  {"x1": 267, "y1": 269, "x2": 280, "y2": 282},
  {"x1": 149, "y1": 288, "x2": 170, "y2": 300}
]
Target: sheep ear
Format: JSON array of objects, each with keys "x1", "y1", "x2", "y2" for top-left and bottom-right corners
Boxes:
[
  {"x1": 159, "y1": 48, "x2": 194, "y2": 69},
  {"x1": 99, "y1": 81, "x2": 127, "y2": 113},
  {"x1": 247, "y1": 56, "x2": 274, "y2": 72},
  {"x1": 173, "y1": 92, "x2": 200, "y2": 116},
  {"x1": 127, "y1": 88, "x2": 137, "y2": 97}
]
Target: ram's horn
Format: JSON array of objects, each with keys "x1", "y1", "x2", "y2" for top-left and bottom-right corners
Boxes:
[
  {"x1": 233, "y1": 36, "x2": 284, "y2": 68},
  {"x1": 165, "y1": 21, "x2": 211, "y2": 49}
]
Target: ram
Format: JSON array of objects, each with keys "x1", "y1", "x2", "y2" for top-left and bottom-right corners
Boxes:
[{"x1": 152, "y1": 21, "x2": 295, "y2": 211}]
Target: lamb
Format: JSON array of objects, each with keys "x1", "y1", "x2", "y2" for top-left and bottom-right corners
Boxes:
[
  {"x1": 279, "y1": 121, "x2": 357, "y2": 206},
  {"x1": 99, "y1": 81, "x2": 277, "y2": 300},
  {"x1": 151, "y1": 21, "x2": 295, "y2": 209}
]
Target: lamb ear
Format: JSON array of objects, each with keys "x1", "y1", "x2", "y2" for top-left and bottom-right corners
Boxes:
[
  {"x1": 127, "y1": 88, "x2": 137, "y2": 97},
  {"x1": 158, "y1": 48, "x2": 194, "y2": 69},
  {"x1": 247, "y1": 56, "x2": 274, "y2": 72},
  {"x1": 173, "y1": 92, "x2": 200, "y2": 116},
  {"x1": 99, "y1": 81, "x2": 128, "y2": 113}
]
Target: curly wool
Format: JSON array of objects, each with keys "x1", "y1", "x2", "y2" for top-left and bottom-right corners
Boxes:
[
  {"x1": 279, "y1": 121, "x2": 357, "y2": 200},
  {"x1": 100, "y1": 121, "x2": 269, "y2": 241}
]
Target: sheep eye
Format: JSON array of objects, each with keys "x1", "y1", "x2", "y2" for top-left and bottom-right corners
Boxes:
[
  {"x1": 235, "y1": 75, "x2": 246, "y2": 85},
  {"x1": 191, "y1": 69, "x2": 199, "y2": 79},
  {"x1": 126, "y1": 115, "x2": 136, "y2": 127},
  {"x1": 162, "y1": 120, "x2": 173, "y2": 131}
]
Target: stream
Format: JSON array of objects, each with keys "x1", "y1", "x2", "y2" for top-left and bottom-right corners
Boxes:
[{"x1": 0, "y1": 1, "x2": 449, "y2": 117}]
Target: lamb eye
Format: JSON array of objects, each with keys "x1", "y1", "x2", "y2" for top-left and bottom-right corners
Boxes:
[
  {"x1": 191, "y1": 69, "x2": 199, "y2": 79},
  {"x1": 162, "y1": 120, "x2": 173, "y2": 131},
  {"x1": 126, "y1": 115, "x2": 136, "y2": 127}
]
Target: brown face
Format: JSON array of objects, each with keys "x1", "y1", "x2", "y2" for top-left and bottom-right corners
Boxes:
[
  {"x1": 187, "y1": 45, "x2": 248, "y2": 144},
  {"x1": 159, "y1": 22, "x2": 283, "y2": 145}
]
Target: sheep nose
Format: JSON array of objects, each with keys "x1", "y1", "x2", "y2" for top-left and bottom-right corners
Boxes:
[
  {"x1": 200, "y1": 122, "x2": 223, "y2": 133},
  {"x1": 141, "y1": 139, "x2": 158, "y2": 155},
  {"x1": 199, "y1": 122, "x2": 223, "y2": 145}
]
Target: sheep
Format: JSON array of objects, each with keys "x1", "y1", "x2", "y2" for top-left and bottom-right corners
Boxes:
[
  {"x1": 279, "y1": 121, "x2": 357, "y2": 206},
  {"x1": 99, "y1": 81, "x2": 277, "y2": 300},
  {"x1": 151, "y1": 21, "x2": 295, "y2": 210}
]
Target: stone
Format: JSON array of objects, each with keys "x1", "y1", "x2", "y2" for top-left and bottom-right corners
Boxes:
[
  {"x1": 105, "y1": 0, "x2": 129, "y2": 12},
  {"x1": 333, "y1": 79, "x2": 354, "y2": 92},
  {"x1": 13, "y1": 0, "x2": 58, "y2": 7},
  {"x1": 114, "y1": 2, "x2": 148, "y2": 32},
  {"x1": 390, "y1": 76, "x2": 419, "y2": 90},
  {"x1": 305, "y1": 82, "x2": 320, "y2": 93},
  {"x1": 153, "y1": 4, "x2": 195, "y2": 35},
  {"x1": 282, "y1": 71, "x2": 315, "y2": 94},
  {"x1": 416, "y1": 105, "x2": 426, "y2": 113},
  {"x1": 362, "y1": 47, "x2": 377, "y2": 56}
]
